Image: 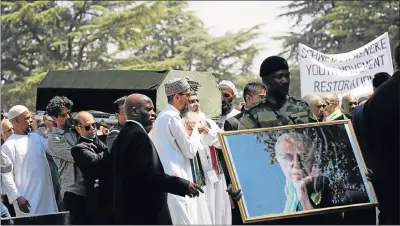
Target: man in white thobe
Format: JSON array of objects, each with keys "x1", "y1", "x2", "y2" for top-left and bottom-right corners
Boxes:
[
  {"x1": 183, "y1": 94, "x2": 232, "y2": 225},
  {"x1": 1, "y1": 105, "x2": 58, "y2": 216},
  {"x1": 150, "y1": 78, "x2": 206, "y2": 225},
  {"x1": 216, "y1": 80, "x2": 241, "y2": 129}
]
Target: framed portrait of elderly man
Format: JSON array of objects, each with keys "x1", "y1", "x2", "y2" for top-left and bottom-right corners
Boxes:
[{"x1": 218, "y1": 120, "x2": 377, "y2": 223}]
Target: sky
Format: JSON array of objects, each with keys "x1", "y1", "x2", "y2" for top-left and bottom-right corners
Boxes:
[{"x1": 187, "y1": 1, "x2": 301, "y2": 74}]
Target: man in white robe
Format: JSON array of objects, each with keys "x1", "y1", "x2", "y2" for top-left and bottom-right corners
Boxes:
[
  {"x1": 150, "y1": 78, "x2": 207, "y2": 225},
  {"x1": 216, "y1": 80, "x2": 241, "y2": 129},
  {"x1": 1, "y1": 105, "x2": 58, "y2": 216},
  {"x1": 183, "y1": 94, "x2": 232, "y2": 225}
]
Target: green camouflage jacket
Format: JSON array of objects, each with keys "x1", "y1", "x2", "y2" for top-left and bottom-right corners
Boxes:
[{"x1": 238, "y1": 95, "x2": 317, "y2": 129}]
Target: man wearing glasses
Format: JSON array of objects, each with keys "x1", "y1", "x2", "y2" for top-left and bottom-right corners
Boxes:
[
  {"x1": 322, "y1": 93, "x2": 345, "y2": 121},
  {"x1": 302, "y1": 94, "x2": 327, "y2": 122},
  {"x1": 47, "y1": 96, "x2": 86, "y2": 224},
  {"x1": 150, "y1": 78, "x2": 206, "y2": 225},
  {"x1": 71, "y1": 111, "x2": 107, "y2": 224}
]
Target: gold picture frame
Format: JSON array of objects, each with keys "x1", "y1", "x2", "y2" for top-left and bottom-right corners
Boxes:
[{"x1": 218, "y1": 120, "x2": 378, "y2": 224}]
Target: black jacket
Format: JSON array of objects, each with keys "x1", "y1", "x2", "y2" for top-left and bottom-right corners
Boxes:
[
  {"x1": 71, "y1": 136, "x2": 107, "y2": 223},
  {"x1": 111, "y1": 121, "x2": 191, "y2": 225},
  {"x1": 363, "y1": 71, "x2": 399, "y2": 224}
]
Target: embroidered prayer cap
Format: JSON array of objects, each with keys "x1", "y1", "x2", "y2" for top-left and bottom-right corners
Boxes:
[
  {"x1": 164, "y1": 77, "x2": 191, "y2": 96},
  {"x1": 8, "y1": 105, "x2": 30, "y2": 120},
  {"x1": 260, "y1": 56, "x2": 289, "y2": 77},
  {"x1": 218, "y1": 80, "x2": 238, "y2": 96}
]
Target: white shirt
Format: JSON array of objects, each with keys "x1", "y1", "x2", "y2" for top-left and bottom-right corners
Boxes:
[
  {"x1": 216, "y1": 109, "x2": 241, "y2": 129},
  {"x1": 149, "y1": 104, "x2": 202, "y2": 225},
  {"x1": 198, "y1": 118, "x2": 232, "y2": 225},
  {"x1": 1, "y1": 133, "x2": 58, "y2": 216}
]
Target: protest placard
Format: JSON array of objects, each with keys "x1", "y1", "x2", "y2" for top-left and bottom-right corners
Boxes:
[{"x1": 299, "y1": 32, "x2": 393, "y2": 98}]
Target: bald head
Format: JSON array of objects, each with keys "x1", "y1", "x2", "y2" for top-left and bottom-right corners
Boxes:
[
  {"x1": 341, "y1": 94, "x2": 358, "y2": 118},
  {"x1": 1, "y1": 119, "x2": 13, "y2": 141},
  {"x1": 75, "y1": 111, "x2": 96, "y2": 139},
  {"x1": 323, "y1": 92, "x2": 340, "y2": 115},
  {"x1": 125, "y1": 94, "x2": 156, "y2": 129}
]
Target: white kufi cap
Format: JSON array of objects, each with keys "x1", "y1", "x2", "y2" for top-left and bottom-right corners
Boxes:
[
  {"x1": 7, "y1": 105, "x2": 29, "y2": 120},
  {"x1": 218, "y1": 80, "x2": 238, "y2": 96}
]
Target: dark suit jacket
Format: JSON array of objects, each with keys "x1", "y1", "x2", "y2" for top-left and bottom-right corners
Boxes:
[
  {"x1": 71, "y1": 136, "x2": 107, "y2": 223},
  {"x1": 363, "y1": 71, "x2": 399, "y2": 224},
  {"x1": 111, "y1": 121, "x2": 190, "y2": 225},
  {"x1": 224, "y1": 112, "x2": 244, "y2": 131}
]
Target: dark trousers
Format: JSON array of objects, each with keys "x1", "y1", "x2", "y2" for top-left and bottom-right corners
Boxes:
[
  {"x1": 63, "y1": 192, "x2": 89, "y2": 225},
  {"x1": 1, "y1": 195, "x2": 15, "y2": 217}
]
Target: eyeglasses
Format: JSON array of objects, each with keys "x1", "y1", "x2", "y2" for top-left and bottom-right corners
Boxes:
[
  {"x1": 178, "y1": 92, "x2": 191, "y2": 98},
  {"x1": 189, "y1": 99, "x2": 200, "y2": 104},
  {"x1": 324, "y1": 101, "x2": 337, "y2": 106},
  {"x1": 80, "y1": 123, "x2": 96, "y2": 131},
  {"x1": 316, "y1": 104, "x2": 327, "y2": 109},
  {"x1": 348, "y1": 102, "x2": 357, "y2": 106}
]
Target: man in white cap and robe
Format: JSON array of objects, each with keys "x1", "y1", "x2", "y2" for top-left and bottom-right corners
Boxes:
[
  {"x1": 182, "y1": 92, "x2": 233, "y2": 225},
  {"x1": 150, "y1": 78, "x2": 207, "y2": 225},
  {"x1": 1, "y1": 105, "x2": 58, "y2": 216},
  {"x1": 217, "y1": 80, "x2": 241, "y2": 129}
]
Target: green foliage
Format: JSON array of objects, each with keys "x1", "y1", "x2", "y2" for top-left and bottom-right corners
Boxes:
[
  {"x1": 1, "y1": 1, "x2": 261, "y2": 110},
  {"x1": 275, "y1": 0, "x2": 399, "y2": 98}
]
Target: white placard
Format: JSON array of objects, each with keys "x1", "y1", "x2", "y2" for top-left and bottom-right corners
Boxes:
[{"x1": 299, "y1": 32, "x2": 393, "y2": 98}]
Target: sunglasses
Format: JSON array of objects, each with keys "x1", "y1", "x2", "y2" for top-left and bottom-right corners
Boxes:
[
  {"x1": 316, "y1": 104, "x2": 327, "y2": 109},
  {"x1": 189, "y1": 99, "x2": 200, "y2": 104},
  {"x1": 80, "y1": 123, "x2": 96, "y2": 131},
  {"x1": 348, "y1": 102, "x2": 358, "y2": 106}
]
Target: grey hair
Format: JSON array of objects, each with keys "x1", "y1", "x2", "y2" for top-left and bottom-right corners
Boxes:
[
  {"x1": 323, "y1": 92, "x2": 339, "y2": 103},
  {"x1": 302, "y1": 94, "x2": 322, "y2": 107}
]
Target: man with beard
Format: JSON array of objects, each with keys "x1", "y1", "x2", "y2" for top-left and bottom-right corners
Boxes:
[
  {"x1": 238, "y1": 56, "x2": 316, "y2": 130},
  {"x1": 71, "y1": 111, "x2": 107, "y2": 224},
  {"x1": 341, "y1": 94, "x2": 358, "y2": 120},
  {"x1": 47, "y1": 96, "x2": 85, "y2": 224},
  {"x1": 112, "y1": 93, "x2": 203, "y2": 224},
  {"x1": 217, "y1": 80, "x2": 241, "y2": 129},
  {"x1": 150, "y1": 78, "x2": 206, "y2": 224},
  {"x1": 182, "y1": 94, "x2": 233, "y2": 225},
  {"x1": 1, "y1": 105, "x2": 58, "y2": 216},
  {"x1": 224, "y1": 81, "x2": 267, "y2": 131}
]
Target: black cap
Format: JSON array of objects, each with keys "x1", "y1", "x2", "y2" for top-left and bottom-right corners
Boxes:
[{"x1": 260, "y1": 56, "x2": 289, "y2": 77}]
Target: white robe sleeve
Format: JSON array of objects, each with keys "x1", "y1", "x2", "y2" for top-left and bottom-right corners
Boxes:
[
  {"x1": 1, "y1": 144, "x2": 21, "y2": 203},
  {"x1": 201, "y1": 118, "x2": 223, "y2": 149},
  {"x1": 168, "y1": 116, "x2": 201, "y2": 159}
]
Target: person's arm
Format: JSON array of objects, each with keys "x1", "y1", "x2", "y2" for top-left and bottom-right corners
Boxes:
[
  {"x1": 71, "y1": 145, "x2": 104, "y2": 170},
  {"x1": 168, "y1": 116, "x2": 201, "y2": 159},
  {"x1": 202, "y1": 118, "x2": 223, "y2": 149},
  {"x1": 48, "y1": 133, "x2": 75, "y2": 162},
  {"x1": 1, "y1": 145, "x2": 21, "y2": 204},
  {"x1": 131, "y1": 131, "x2": 191, "y2": 197}
]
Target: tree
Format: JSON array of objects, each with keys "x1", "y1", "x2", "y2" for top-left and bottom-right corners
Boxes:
[
  {"x1": 1, "y1": 1, "x2": 262, "y2": 110},
  {"x1": 116, "y1": 1, "x2": 263, "y2": 81},
  {"x1": 274, "y1": 1, "x2": 399, "y2": 98}
]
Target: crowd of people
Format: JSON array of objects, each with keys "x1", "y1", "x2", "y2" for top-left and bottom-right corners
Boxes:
[{"x1": 0, "y1": 42, "x2": 399, "y2": 225}]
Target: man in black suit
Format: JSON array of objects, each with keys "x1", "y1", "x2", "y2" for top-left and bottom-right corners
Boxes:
[
  {"x1": 111, "y1": 93, "x2": 203, "y2": 225},
  {"x1": 363, "y1": 43, "x2": 400, "y2": 225},
  {"x1": 70, "y1": 111, "x2": 107, "y2": 224},
  {"x1": 224, "y1": 81, "x2": 267, "y2": 131}
]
